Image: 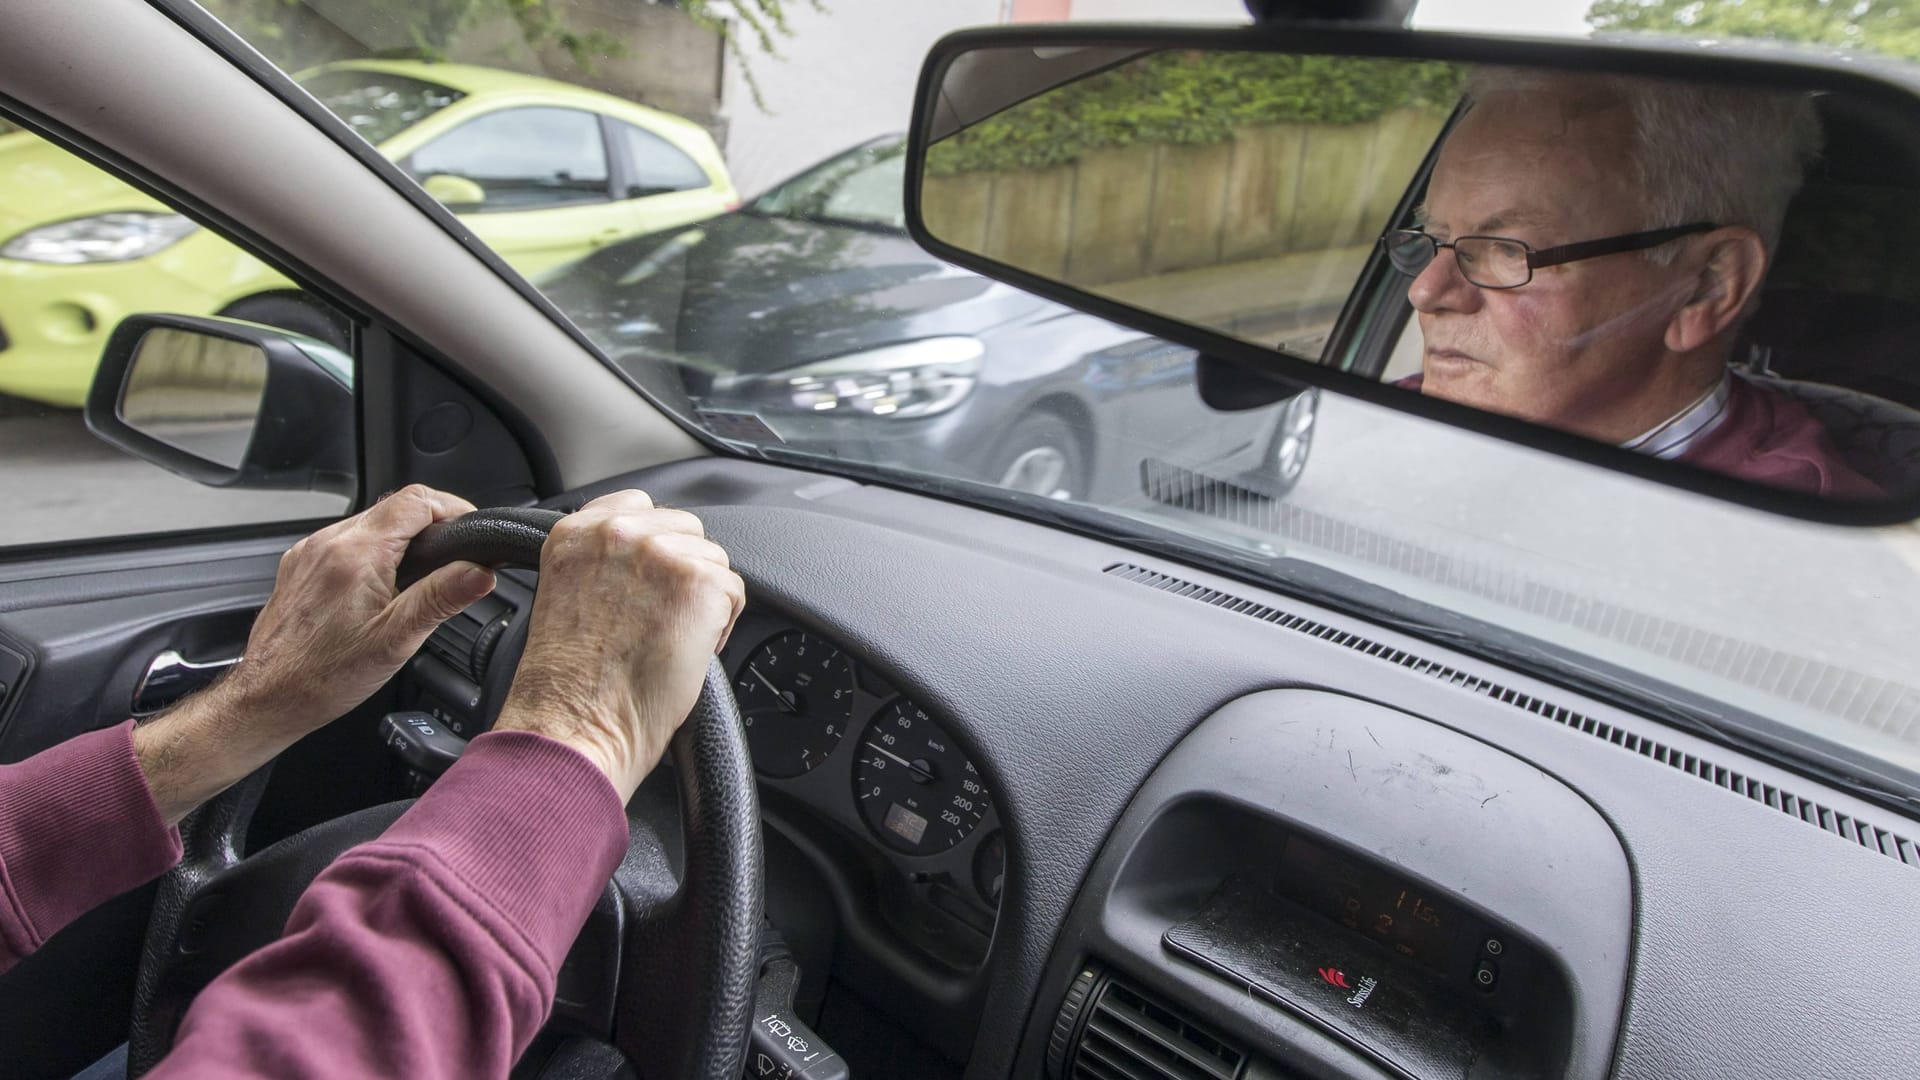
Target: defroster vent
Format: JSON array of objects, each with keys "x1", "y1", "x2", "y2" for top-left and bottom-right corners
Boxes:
[
  {"x1": 1105, "y1": 561, "x2": 1920, "y2": 872},
  {"x1": 1052, "y1": 968, "x2": 1246, "y2": 1080}
]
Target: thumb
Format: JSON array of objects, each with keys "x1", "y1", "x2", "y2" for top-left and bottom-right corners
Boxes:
[{"x1": 385, "y1": 561, "x2": 496, "y2": 646}]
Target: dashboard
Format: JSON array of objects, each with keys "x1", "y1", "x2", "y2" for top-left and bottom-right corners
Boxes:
[
  {"x1": 722, "y1": 611, "x2": 1006, "y2": 969},
  {"x1": 402, "y1": 595, "x2": 1010, "y2": 1064},
  {"x1": 381, "y1": 456, "x2": 1920, "y2": 1080}
]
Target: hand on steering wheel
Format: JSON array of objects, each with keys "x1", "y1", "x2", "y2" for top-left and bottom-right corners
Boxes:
[
  {"x1": 133, "y1": 485, "x2": 496, "y2": 825},
  {"x1": 491, "y1": 490, "x2": 744, "y2": 800},
  {"x1": 128, "y1": 492, "x2": 765, "y2": 1080}
]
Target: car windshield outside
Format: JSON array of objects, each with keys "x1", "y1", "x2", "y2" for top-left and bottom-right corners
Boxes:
[
  {"x1": 195, "y1": 0, "x2": 1920, "y2": 781},
  {"x1": 749, "y1": 139, "x2": 909, "y2": 231},
  {"x1": 298, "y1": 68, "x2": 466, "y2": 146}
]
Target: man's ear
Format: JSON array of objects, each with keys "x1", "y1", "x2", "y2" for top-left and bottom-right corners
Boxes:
[{"x1": 1664, "y1": 227, "x2": 1768, "y2": 353}]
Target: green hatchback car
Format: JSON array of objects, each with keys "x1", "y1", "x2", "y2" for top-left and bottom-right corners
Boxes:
[{"x1": 0, "y1": 59, "x2": 736, "y2": 407}]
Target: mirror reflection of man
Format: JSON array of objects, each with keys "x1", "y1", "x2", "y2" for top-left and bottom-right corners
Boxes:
[{"x1": 1387, "y1": 70, "x2": 1879, "y2": 497}]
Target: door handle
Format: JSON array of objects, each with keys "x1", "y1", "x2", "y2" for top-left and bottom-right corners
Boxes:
[{"x1": 133, "y1": 650, "x2": 241, "y2": 717}]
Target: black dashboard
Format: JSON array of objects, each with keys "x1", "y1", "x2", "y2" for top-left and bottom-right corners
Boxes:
[{"x1": 397, "y1": 456, "x2": 1920, "y2": 1080}]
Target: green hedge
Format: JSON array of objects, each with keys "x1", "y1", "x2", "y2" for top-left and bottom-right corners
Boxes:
[{"x1": 927, "y1": 52, "x2": 1460, "y2": 177}]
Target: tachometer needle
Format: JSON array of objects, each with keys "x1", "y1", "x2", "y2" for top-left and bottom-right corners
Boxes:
[{"x1": 748, "y1": 664, "x2": 797, "y2": 712}]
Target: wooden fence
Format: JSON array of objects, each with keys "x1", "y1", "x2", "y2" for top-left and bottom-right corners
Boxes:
[{"x1": 922, "y1": 106, "x2": 1449, "y2": 290}]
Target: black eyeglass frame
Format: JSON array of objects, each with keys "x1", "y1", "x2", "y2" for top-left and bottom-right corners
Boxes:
[{"x1": 1382, "y1": 222, "x2": 1719, "y2": 288}]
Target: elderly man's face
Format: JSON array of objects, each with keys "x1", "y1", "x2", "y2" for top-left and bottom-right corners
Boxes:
[{"x1": 1411, "y1": 89, "x2": 1698, "y2": 439}]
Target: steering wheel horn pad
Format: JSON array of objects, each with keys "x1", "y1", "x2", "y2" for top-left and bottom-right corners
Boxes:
[{"x1": 127, "y1": 507, "x2": 764, "y2": 1079}]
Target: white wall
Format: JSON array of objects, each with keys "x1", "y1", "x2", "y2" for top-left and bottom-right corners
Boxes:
[
  {"x1": 713, "y1": 0, "x2": 1265, "y2": 198},
  {"x1": 1065, "y1": 0, "x2": 1247, "y2": 22},
  {"x1": 718, "y1": 0, "x2": 1005, "y2": 198}
]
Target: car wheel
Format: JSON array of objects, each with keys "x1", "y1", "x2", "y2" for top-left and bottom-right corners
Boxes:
[
  {"x1": 1248, "y1": 388, "x2": 1318, "y2": 498},
  {"x1": 990, "y1": 411, "x2": 1087, "y2": 501},
  {"x1": 216, "y1": 292, "x2": 351, "y2": 351}
]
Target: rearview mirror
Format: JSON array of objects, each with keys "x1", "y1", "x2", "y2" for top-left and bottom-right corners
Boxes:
[
  {"x1": 906, "y1": 27, "x2": 1920, "y2": 524},
  {"x1": 86, "y1": 313, "x2": 356, "y2": 497}
]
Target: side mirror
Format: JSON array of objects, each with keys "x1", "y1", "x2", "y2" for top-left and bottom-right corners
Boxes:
[
  {"x1": 85, "y1": 314, "x2": 356, "y2": 497},
  {"x1": 422, "y1": 173, "x2": 486, "y2": 208}
]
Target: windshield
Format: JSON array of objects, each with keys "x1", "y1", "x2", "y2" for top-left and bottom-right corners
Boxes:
[
  {"x1": 211, "y1": 1, "x2": 1920, "y2": 780},
  {"x1": 298, "y1": 68, "x2": 464, "y2": 146},
  {"x1": 750, "y1": 139, "x2": 908, "y2": 231}
]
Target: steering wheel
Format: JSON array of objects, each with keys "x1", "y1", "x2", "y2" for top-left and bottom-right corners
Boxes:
[{"x1": 125, "y1": 507, "x2": 764, "y2": 1078}]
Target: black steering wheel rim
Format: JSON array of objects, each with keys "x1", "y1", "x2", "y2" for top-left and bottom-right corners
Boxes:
[{"x1": 127, "y1": 507, "x2": 764, "y2": 1078}]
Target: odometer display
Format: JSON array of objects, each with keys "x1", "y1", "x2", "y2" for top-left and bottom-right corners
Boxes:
[
  {"x1": 1276, "y1": 835, "x2": 1453, "y2": 972},
  {"x1": 854, "y1": 699, "x2": 990, "y2": 855},
  {"x1": 734, "y1": 630, "x2": 854, "y2": 778}
]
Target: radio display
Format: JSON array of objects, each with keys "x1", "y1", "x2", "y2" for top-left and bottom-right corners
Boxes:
[{"x1": 1276, "y1": 835, "x2": 1456, "y2": 972}]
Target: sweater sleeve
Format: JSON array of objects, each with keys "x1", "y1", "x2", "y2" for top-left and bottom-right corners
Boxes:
[
  {"x1": 149, "y1": 730, "x2": 629, "y2": 1080},
  {"x1": 0, "y1": 720, "x2": 182, "y2": 973}
]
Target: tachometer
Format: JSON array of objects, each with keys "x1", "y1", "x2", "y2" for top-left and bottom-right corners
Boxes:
[
  {"x1": 734, "y1": 630, "x2": 854, "y2": 778},
  {"x1": 854, "y1": 698, "x2": 991, "y2": 855}
]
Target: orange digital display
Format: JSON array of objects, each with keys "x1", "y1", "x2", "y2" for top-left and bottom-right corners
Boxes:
[{"x1": 1276, "y1": 835, "x2": 1454, "y2": 972}]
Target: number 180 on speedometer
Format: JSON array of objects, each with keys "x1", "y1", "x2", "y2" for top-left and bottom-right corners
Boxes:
[{"x1": 853, "y1": 699, "x2": 992, "y2": 856}]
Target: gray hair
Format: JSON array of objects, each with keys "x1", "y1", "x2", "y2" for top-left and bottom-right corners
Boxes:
[{"x1": 1462, "y1": 68, "x2": 1823, "y2": 260}]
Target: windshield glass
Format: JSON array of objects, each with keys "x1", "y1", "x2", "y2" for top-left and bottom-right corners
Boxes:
[
  {"x1": 297, "y1": 69, "x2": 465, "y2": 147},
  {"x1": 210, "y1": 0, "x2": 1920, "y2": 779},
  {"x1": 751, "y1": 139, "x2": 908, "y2": 230}
]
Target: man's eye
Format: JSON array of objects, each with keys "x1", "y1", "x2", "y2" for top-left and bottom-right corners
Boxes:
[{"x1": 1456, "y1": 247, "x2": 1479, "y2": 266}]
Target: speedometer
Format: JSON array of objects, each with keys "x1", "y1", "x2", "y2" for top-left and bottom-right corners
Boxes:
[
  {"x1": 853, "y1": 699, "x2": 991, "y2": 855},
  {"x1": 734, "y1": 630, "x2": 854, "y2": 778}
]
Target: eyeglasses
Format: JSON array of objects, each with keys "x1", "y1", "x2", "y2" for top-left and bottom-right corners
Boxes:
[{"x1": 1381, "y1": 222, "x2": 1717, "y2": 289}]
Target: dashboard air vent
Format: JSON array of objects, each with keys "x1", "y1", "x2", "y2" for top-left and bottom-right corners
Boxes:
[
  {"x1": 422, "y1": 592, "x2": 515, "y2": 684},
  {"x1": 1105, "y1": 562, "x2": 1920, "y2": 872},
  {"x1": 1056, "y1": 969, "x2": 1246, "y2": 1080}
]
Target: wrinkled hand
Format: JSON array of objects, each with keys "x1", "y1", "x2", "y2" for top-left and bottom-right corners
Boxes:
[
  {"x1": 134, "y1": 485, "x2": 496, "y2": 823},
  {"x1": 493, "y1": 490, "x2": 745, "y2": 801},
  {"x1": 228, "y1": 484, "x2": 498, "y2": 738}
]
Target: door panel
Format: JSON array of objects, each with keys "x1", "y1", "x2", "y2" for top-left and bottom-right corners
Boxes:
[
  {"x1": 0, "y1": 533, "x2": 295, "y2": 1076},
  {"x1": 0, "y1": 536, "x2": 290, "y2": 760}
]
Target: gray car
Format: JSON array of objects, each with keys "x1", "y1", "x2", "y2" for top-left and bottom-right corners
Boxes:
[{"x1": 543, "y1": 137, "x2": 1317, "y2": 502}]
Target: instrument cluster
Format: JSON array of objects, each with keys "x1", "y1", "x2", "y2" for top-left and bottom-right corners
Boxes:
[{"x1": 721, "y1": 616, "x2": 1006, "y2": 916}]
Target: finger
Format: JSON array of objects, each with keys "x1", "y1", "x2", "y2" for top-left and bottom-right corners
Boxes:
[
  {"x1": 381, "y1": 560, "x2": 496, "y2": 647},
  {"x1": 559, "y1": 507, "x2": 708, "y2": 554},
  {"x1": 578, "y1": 488, "x2": 655, "y2": 514},
  {"x1": 630, "y1": 531, "x2": 726, "y2": 569},
  {"x1": 633, "y1": 507, "x2": 707, "y2": 541},
  {"x1": 658, "y1": 532, "x2": 729, "y2": 569},
  {"x1": 714, "y1": 569, "x2": 746, "y2": 654},
  {"x1": 364, "y1": 484, "x2": 476, "y2": 542}
]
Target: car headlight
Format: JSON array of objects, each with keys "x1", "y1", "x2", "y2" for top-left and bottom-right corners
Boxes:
[
  {"x1": 768, "y1": 337, "x2": 984, "y2": 419},
  {"x1": 1, "y1": 212, "x2": 200, "y2": 264}
]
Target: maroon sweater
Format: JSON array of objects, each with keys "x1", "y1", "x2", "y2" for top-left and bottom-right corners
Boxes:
[
  {"x1": 0, "y1": 720, "x2": 627, "y2": 1077},
  {"x1": 1394, "y1": 371, "x2": 1879, "y2": 497}
]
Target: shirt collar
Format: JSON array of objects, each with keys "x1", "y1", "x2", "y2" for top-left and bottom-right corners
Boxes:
[{"x1": 1620, "y1": 370, "x2": 1733, "y2": 460}]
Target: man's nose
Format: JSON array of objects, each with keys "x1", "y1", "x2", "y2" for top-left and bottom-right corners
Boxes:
[{"x1": 1406, "y1": 248, "x2": 1482, "y2": 314}]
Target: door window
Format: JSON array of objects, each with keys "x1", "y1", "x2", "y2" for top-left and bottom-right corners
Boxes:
[
  {"x1": 409, "y1": 107, "x2": 611, "y2": 211},
  {"x1": 616, "y1": 122, "x2": 710, "y2": 197},
  {"x1": 0, "y1": 128, "x2": 352, "y2": 548}
]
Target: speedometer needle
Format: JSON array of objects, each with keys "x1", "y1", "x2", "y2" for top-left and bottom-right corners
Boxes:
[
  {"x1": 747, "y1": 664, "x2": 797, "y2": 712},
  {"x1": 865, "y1": 741, "x2": 912, "y2": 767},
  {"x1": 865, "y1": 741, "x2": 936, "y2": 783}
]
